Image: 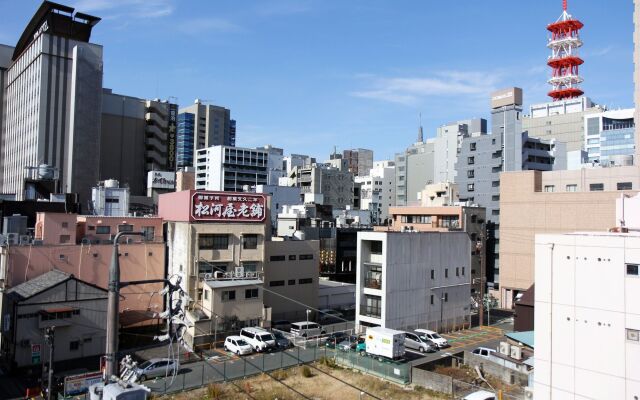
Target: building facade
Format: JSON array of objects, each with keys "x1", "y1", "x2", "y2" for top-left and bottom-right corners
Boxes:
[
  {"x1": 355, "y1": 231, "x2": 471, "y2": 332},
  {"x1": 177, "y1": 112, "x2": 195, "y2": 168},
  {"x1": 179, "y1": 100, "x2": 236, "y2": 161},
  {"x1": 584, "y1": 108, "x2": 636, "y2": 165},
  {"x1": 534, "y1": 232, "x2": 640, "y2": 399},
  {"x1": 1, "y1": 2, "x2": 103, "y2": 202},
  {"x1": 522, "y1": 96, "x2": 602, "y2": 153},
  {"x1": 355, "y1": 160, "x2": 395, "y2": 225},
  {"x1": 499, "y1": 167, "x2": 640, "y2": 308},
  {"x1": 195, "y1": 145, "x2": 269, "y2": 191},
  {"x1": 288, "y1": 164, "x2": 354, "y2": 210},
  {"x1": 343, "y1": 148, "x2": 374, "y2": 177}
]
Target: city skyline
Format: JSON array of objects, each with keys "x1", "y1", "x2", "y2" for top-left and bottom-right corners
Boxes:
[{"x1": 0, "y1": 0, "x2": 634, "y2": 161}]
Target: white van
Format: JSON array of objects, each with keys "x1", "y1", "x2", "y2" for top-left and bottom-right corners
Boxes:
[
  {"x1": 290, "y1": 321, "x2": 326, "y2": 338},
  {"x1": 239, "y1": 327, "x2": 277, "y2": 352},
  {"x1": 414, "y1": 329, "x2": 450, "y2": 348}
]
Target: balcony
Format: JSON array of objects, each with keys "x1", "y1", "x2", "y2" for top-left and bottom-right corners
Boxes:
[
  {"x1": 364, "y1": 278, "x2": 382, "y2": 290},
  {"x1": 359, "y1": 305, "x2": 381, "y2": 319}
]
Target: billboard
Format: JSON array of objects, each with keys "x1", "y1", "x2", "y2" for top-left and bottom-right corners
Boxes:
[
  {"x1": 191, "y1": 192, "x2": 266, "y2": 222},
  {"x1": 148, "y1": 171, "x2": 176, "y2": 190},
  {"x1": 490, "y1": 87, "x2": 523, "y2": 109},
  {"x1": 64, "y1": 371, "x2": 102, "y2": 396},
  {"x1": 167, "y1": 103, "x2": 178, "y2": 171}
]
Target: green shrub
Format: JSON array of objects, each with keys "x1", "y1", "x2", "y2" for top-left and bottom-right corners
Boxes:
[
  {"x1": 301, "y1": 365, "x2": 313, "y2": 378},
  {"x1": 206, "y1": 383, "x2": 223, "y2": 399}
]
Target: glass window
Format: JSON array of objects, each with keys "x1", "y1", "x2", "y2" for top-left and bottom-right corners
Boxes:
[
  {"x1": 430, "y1": 269, "x2": 434, "y2": 279},
  {"x1": 299, "y1": 254, "x2": 314, "y2": 260},
  {"x1": 270, "y1": 280, "x2": 285, "y2": 287},
  {"x1": 96, "y1": 226, "x2": 110, "y2": 234},
  {"x1": 467, "y1": 170, "x2": 475, "y2": 178},
  {"x1": 199, "y1": 234, "x2": 228, "y2": 250},
  {"x1": 470, "y1": 142, "x2": 476, "y2": 151},
  {"x1": 617, "y1": 182, "x2": 633, "y2": 191},
  {"x1": 70, "y1": 341, "x2": 80, "y2": 351},
  {"x1": 289, "y1": 255, "x2": 297, "y2": 260},
  {"x1": 270, "y1": 255, "x2": 286, "y2": 261},
  {"x1": 118, "y1": 224, "x2": 133, "y2": 233},
  {"x1": 222, "y1": 290, "x2": 236, "y2": 301},
  {"x1": 299, "y1": 278, "x2": 313, "y2": 284},
  {"x1": 467, "y1": 156, "x2": 475, "y2": 165},
  {"x1": 142, "y1": 226, "x2": 155, "y2": 241},
  {"x1": 245, "y1": 288, "x2": 259, "y2": 299},
  {"x1": 627, "y1": 329, "x2": 639, "y2": 342},
  {"x1": 627, "y1": 264, "x2": 639, "y2": 276},
  {"x1": 243, "y1": 234, "x2": 258, "y2": 249},
  {"x1": 590, "y1": 183, "x2": 604, "y2": 192},
  {"x1": 566, "y1": 184, "x2": 577, "y2": 192},
  {"x1": 544, "y1": 185, "x2": 555, "y2": 192},
  {"x1": 445, "y1": 268, "x2": 449, "y2": 278},
  {"x1": 430, "y1": 295, "x2": 434, "y2": 305},
  {"x1": 288, "y1": 279, "x2": 296, "y2": 285},
  {"x1": 370, "y1": 241, "x2": 383, "y2": 254},
  {"x1": 467, "y1": 183, "x2": 474, "y2": 192}
]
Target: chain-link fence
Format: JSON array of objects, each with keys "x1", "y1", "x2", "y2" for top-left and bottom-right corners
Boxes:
[{"x1": 333, "y1": 350, "x2": 411, "y2": 384}]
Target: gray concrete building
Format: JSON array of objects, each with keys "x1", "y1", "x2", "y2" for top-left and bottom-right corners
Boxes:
[
  {"x1": 343, "y1": 148, "x2": 374, "y2": 177},
  {"x1": 179, "y1": 100, "x2": 236, "y2": 165},
  {"x1": 0, "y1": 45, "x2": 12, "y2": 186},
  {"x1": 0, "y1": 2, "x2": 103, "y2": 202},
  {"x1": 522, "y1": 97, "x2": 603, "y2": 153},
  {"x1": 355, "y1": 231, "x2": 471, "y2": 332},
  {"x1": 455, "y1": 88, "x2": 567, "y2": 287},
  {"x1": 288, "y1": 164, "x2": 354, "y2": 209}
]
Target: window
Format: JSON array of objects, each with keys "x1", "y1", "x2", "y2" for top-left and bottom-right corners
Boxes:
[
  {"x1": 627, "y1": 328, "x2": 640, "y2": 342},
  {"x1": 245, "y1": 288, "x2": 259, "y2": 299},
  {"x1": 204, "y1": 290, "x2": 209, "y2": 300},
  {"x1": 430, "y1": 295, "x2": 434, "y2": 305},
  {"x1": 118, "y1": 224, "x2": 133, "y2": 232},
  {"x1": 370, "y1": 241, "x2": 383, "y2": 254},
  {"x1": 467, "y1": 183, "x2": 474, "y2": 192},
  {"x1": 544, "y1": 185, "x2": 555, "y2": 192},
  {"x1": 467, "y1": 170, "x2": 475, "y2": 178},
  {"x1": 289, "y1": 255, "x2": 297, "y2": 261},
  {"x1": 270, "y1": 255, "x2": 286, "y2": 261},
  {"x1": 627, "y1": 264, "x2": 639, "y2": 276},
  {"x1": 470, "y1": 142, "x2": 477, "y2": 151},
  {"x1": 299, "y1": 254, "x2": 314, "y2": 260},
  {"x1": 243, "y1": 234, "x2": 258, "y2": 249},
  {"x1": 288, "y1": 279, "x2": 296, "y2": 285},
  {"x1": 456, "y1": 267, "x2": 460, "y2": 277},
  {"x1": 299, "y1": 278, "x2": 313, "y2": 284},
  {"x1": 430, "y1": 269, "x2": 434, "y2": 280},
  {"x1": 617, "y1": 182, "x2": 633, "y2": 191},
  {"x1": 444, "y1": 293, "x2": 449, "y2": 302},
  {"x1": 242, "y1": 262, "x2": 257, "y2": 273},
  {"x1": 59, "y1": 235, "x2": 70, "y2": 244},
  {"x1": 61, "y1": 222, "x2": 69, "y2": 229},
  {"x1": 96, "y1": 226, "x2": 110, "y2": 234},
  {"x1": 142, "y1": 226, "x2": 155, "y2": 241},
  {"x1": 492, "y1": 180, "x2": 500, "y2": 188},
  {"x1": 70, "y1": 341, "x2": 80, "y2": 351},
  {"x1": 88, "y1": 225, "x2": 95, "y2": 231},
  {"x1": 566, "y1": 184, "x2": 577, "y2": 192},
  {"x1": 492, "y1": 209, "x2": 500, "y2": 216},
  {"x1": 445, "y1": 268, "x2": 449, "y2": 278},
  {"x1": 590, "y1": 183, "x2": 604, "y2": 192},
  {"x1": 222, "y1": 290, "x2": 236, "y2": 301},
  {"x1": 199, "y1": 234, "x2": 228, "y2": 250},
  {"x1": 467, "y1": 156, "x2": 475, "y2": 165},
  {"x1": 462, "y1": 267, "x2": 465, "y2": 276},
  {"x1": 270, "y1": 280, "x2": 285, "y2": 287}
]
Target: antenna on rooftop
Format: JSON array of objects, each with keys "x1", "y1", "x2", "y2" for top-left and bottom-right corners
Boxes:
[{"x1": 418, "y1": 112, "x2": 424, "y2": 143}]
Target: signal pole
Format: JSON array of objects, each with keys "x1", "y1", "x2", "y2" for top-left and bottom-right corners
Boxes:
[{"x1": 44, "y1": 326, "x2": 55, "y2": 400}]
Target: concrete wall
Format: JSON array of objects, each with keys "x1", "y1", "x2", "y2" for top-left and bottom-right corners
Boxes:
[
  {"x1": 411, "y1": 367, "x2": 453, "y2": 395},
  {"x1": 464, "y1": 351, "x2": 529, "y2": 386},
  {"x1": 499, "y1": 168, "x2": 640, "y2": 307},
  {"x1": 318, "y1": 280, "x2": 355, "y2": 310},
  {"x1": 264, "y1": 240, "x2": 319, "y2": 321}
]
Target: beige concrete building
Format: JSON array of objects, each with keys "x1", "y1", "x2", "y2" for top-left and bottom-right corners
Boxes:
[
  {"x1": 499, "y1": 166, "x2": 640, "y2": 308},
  {"x1": 264, "y1": 239, "x2": 320, "y2": 321}
]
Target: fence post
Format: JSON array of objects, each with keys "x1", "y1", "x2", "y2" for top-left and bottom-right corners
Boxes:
[
  {"x1": 201, "y1": 362, "x2": 205, "y2": 386},
  {"x1": 223, "y1": 359, "x2": 227, "y2": 382},
  {"x1": 297, "y1": 346, "x2": 301, "y2": 365},
  {"x1": 243, "y1": 357, "x2": 247, "y2": 377},
  {"x1": 262, "y1": 352, "x2": 265, "y2": 372}
]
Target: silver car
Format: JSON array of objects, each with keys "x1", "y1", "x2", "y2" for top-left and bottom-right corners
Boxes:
[
  {"x1": 404, "y1": 332, "x2": 437, "y2": 353},
  {"x1": 134, "y1": 358, "x2": 180, "y2": 381}
]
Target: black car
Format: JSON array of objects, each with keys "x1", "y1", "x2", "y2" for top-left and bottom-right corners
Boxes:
[
  {"x1": 325, "y1": 331, "x2": 349, "y2": 348},
  {"x1": 272, "y1": 330, "x2": 293, "y2": 349}
]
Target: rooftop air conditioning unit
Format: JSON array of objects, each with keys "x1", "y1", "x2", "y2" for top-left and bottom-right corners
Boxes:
[
  {"x1": 0, "y1": 235, "x2": 7, "y2": 246},
  {"x1": 6, "y1": 233, "x2": 18, "y2": 245},
  {"x1": 524, "y1": 387, "x2": 534, "y2": 399},
  {"x1": 19, "y1": 235, "x2": 30, "y2": 245},
  {"x1": 499, "y1": 341, "x2": 511, "y2": 356},
  {"x1": 510, "y1": 345, "x2": 522, "y2": 360},
  {"x1": 235, "y1": 266, "x2": 245, "y2": 277}
]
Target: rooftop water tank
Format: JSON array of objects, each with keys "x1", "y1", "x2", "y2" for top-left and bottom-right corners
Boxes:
[{"x1": 104, "y1": 179, "x2": 119, "y2": 188}]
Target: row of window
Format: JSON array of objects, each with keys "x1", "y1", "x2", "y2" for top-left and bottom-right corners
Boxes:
[
  {"x1": 430, "y1": 267, "x2": 466, "y2": 279},
  {"x1": 269, "y1": 278, "x2": 313, "y2": 287},
  {"x1": 430, "y1": 293, "x2": 449, "y2": 304},
  {"x1": 40, "y1": 309, "x2": 80, "y2": 321},
  {"x1": 543, "y1": 182, "x2": 633, "y2": 192},
  {"x1": 199, "y1": 234, "x2": 259, "y2": 250},
  {"x1": 213, "y1": 288, "x2": 259, "y2": 302},
  {"x1": 269, "y1": 254, "x2": 314, "y2": 262}
]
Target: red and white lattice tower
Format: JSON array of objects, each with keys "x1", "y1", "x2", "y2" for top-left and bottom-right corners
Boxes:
[{"x1": 546, "y1": 0, "x2": 584, "y2": 100}]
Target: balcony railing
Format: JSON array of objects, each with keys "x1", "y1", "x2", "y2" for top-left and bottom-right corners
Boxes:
[
  {"x1": 359, "y1": 305, "x2": 381, "y2": 319},
  {"x1": 364, "y1": 278, "x2": 382, "y2": 290}
]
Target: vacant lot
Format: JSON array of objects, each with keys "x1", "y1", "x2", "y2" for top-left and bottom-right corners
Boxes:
[{"x1": 155, "y1": 360, "x2": 448, "y2": 400}]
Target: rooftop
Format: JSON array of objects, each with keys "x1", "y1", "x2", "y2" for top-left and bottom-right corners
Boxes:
[
  {"x1": 505, "y1": 331, "x2": 535, "y2": 349},
  {"x1": 7, "y1": 269, "x2": 71, "y2": 300},
  {"x1": 204, "y1": 279, "x2": 263, "y2": 289}
]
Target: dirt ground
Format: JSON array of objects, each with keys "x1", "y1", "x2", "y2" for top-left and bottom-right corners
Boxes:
[{"x1": 155, "y1": 361, "x2": 448, "y2": 400}]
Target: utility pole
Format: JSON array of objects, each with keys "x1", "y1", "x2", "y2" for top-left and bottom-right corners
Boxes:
[
  {"x1": 105, "y1": 231, "x2": 144, "y2": 382},
  {"x1": 44, "y1": 326, "x2": 55, "y2": 400},
  {"x1": 479, "y1": 223, "x2": 487, "y2": 326},
  {"x1": 440, "y1": 293, "x2": 445, "y2": 332}
]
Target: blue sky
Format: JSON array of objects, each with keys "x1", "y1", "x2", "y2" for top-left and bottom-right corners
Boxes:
[{"x1": 0, "y1": 0, "x2": 635, "y2": 161}]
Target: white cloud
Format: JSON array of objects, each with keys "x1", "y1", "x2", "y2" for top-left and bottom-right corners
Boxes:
[
  {"x1": 72, "y1": 0, "x2": 174, "y2": 19},
  {"x1": 351, "y1": 71, "x2": 502, "y2": 106}
]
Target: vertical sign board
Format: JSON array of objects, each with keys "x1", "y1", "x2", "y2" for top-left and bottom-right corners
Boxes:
[
  {"x1": 167, "y1": 103, "x2": 178, "y2": 171},
  {"x1": 191, "y1": 192, "x2": 266, "y2": 222},
  {"x1": 31, "y1": 343, "x2": 41, "y2": 364}
]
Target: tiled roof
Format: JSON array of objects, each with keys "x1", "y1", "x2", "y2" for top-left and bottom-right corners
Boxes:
[{"x1": 7, "y1": 270, "x2": 71, "y2": 300}]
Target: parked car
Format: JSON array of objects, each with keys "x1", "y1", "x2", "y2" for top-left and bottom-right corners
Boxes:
[
  {"x1": 337, "y1": 336, "x2": 366, "y2": 354},
  {"x1": 472, "y1": 347, "x2": 496, "y2": 359},
  {"x1": 404, "y1": 332, "x2": 437, "y2": 353},
  {"x1": 325, "y1": 331, "x2": 349, "y2": 348},
  {"x1": 224, "y1": 336, "x2": 253, "y2": 356},
  {"x1": 290, "y1": 321, "x2": 326, "y2": 338},
  {"x1": 318, "y1": 309, "x2": 344, "y2": 323},
  {"x1": 272, "y1": 320, "x2": 292, "y2": 332},
  {"x1": 239, "y1": 327, "x2": 277, "y2": 352},
  {"x1": 462, "y1": 390, "x2": 496, "y2": 400},
  {"x1": 414, "y1": 329, "x2": 450, "y2": 348},
  {"x1": 272, "y1": 330, "x2": 293, "y2": 349},
  {"x1": 134, "y1": 358, "x2": 180, "y2": 381}
]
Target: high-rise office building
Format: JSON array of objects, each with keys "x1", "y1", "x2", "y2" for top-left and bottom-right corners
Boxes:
[
  {"x1": 195, "y1": 145, "x2": 270, "y2": 191},
  {"x1": 584, "y1": 108, "x2": 636, "y2": 165},
  {"x1": 355, "y1": 161, "x2": 396, "y2": 225},
  {"x1": 0, "y1": 2, "x2": 103, "y2": 202},
  {"x1": 179, "y1": 100, "x2": 236, "y2": 167},
  {"x1": 177, "y1": 112, "x2": 195, "y2": 168},
  {"x1": 343, "y1": 148, "x2": 374, "y2": 177}
]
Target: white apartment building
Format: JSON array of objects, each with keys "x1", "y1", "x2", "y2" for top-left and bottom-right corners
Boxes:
[
  {"x1": 356, "y1": 231, "x2": 471, "y2": 332},
  {"x1": 534, "y1": 231, "x2": 640, "y2": 399},
  {"x1": 355, "y1": 160, "x2": 396, "y2": 225},
  {"x1": 195, "y1": 145, "x2": 273, "y2": 191}
]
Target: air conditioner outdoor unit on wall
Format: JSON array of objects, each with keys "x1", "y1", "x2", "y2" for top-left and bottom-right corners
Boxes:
[
  {"x1": 499, "y1": 341, "x2": 511, "y2": 356},
  {"x1": 6, "y1": 233, "x2": 18, "y2": 245},
  {"x1": 510, "y1": 345, "x2": 522, "y2": 360},
  {"x1": 19, "y1": 235, "x2": 30, "y2": 245}
]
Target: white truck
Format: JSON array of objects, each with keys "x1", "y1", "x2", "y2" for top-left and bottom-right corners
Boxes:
[{"x1": 364, "y1": 327, "x2": 405, "y2": 360}]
